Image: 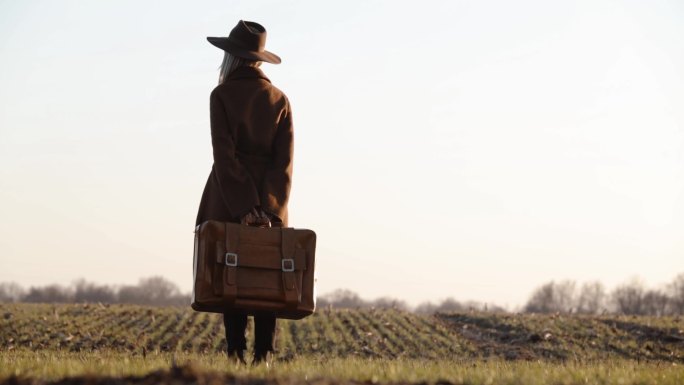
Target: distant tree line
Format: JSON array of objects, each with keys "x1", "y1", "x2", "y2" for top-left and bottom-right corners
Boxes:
[
  {"x1": 0, "y1": 279, "x2": 502, "y2": 313},
  {"x1": 523, "y1": 273, "x2": 684, "y2": 316},
  {"x1": 315, "y1": 273, "x2": 684, "y2": 315},
  {"x1": 0, "y1": 276, "x2": 190, "y2": 306},
  {"x1": 2, "y1": 272, "x2": 683, "y2": 315},
  {"x1": 316, "y1": 289, "x2": 410, "y2": 311},
  {"x1": 315, "y1": 288, "x2": 506, "y2": 314}
]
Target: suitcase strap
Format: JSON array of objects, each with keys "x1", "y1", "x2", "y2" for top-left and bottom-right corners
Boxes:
[
  {"x1": 281, "y1": 227, "x2": 300, "y2": 309},
  {"x1": 213, "y1": 222, "x2": 239, "y2": 303}
]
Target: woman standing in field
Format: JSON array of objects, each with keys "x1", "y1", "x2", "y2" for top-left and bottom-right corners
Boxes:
[{"x1": 195, "y1": 20, "x2": 294, "y2": 366}]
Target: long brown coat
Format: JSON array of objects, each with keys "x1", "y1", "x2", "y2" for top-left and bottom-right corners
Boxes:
[{"x1": 195, "y1": 66, "x2": 293, "y2": 227}]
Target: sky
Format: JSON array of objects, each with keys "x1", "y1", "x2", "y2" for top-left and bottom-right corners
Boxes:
[{"x1": 0, "y1": 0, "x2": 682, "y2": 309}]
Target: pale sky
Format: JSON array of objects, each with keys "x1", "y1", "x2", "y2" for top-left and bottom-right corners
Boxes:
[{"x1": 1, "y1": 0, "x2": 682, "y2": 309}]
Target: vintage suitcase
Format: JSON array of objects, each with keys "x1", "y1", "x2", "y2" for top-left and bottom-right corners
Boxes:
[{"x1": 191, "y1": 219, "x2": 317, "y2": 319}]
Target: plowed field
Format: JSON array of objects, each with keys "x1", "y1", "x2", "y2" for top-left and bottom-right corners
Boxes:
[{"x1": 1, "y1": 304, "x2": 683, "y2": 384}]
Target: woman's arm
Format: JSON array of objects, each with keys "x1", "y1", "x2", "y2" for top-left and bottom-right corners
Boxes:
[
  {"x1": 209, "y1": 88, "x2": 260, "y2": 219},
  {"x1": 260, "y1": 98, "x2": 293, "y2": 222}
]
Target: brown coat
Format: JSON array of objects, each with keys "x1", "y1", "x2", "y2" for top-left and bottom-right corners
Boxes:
[{"x1": 195, "y1": 66, "x2": 293, "y2": 227}]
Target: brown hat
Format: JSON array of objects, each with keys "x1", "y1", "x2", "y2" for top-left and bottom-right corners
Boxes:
[{"x1": 207, "y1": 20, "x2": 281, "y2": 64}]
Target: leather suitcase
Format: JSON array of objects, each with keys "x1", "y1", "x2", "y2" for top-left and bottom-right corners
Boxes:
[{"x1": 191, "y1": 219, "x2": 317, "y2": 319}]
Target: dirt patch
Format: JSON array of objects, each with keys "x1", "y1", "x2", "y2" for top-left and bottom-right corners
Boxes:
[
  {"x1": 436, "y1": 312, "x2": 684, "y2": 363},
  {"x1": 596, "y1": 319, "x2": 684, "y2": 361},
  {"x1": 435, "y1": 313, "x2": 567, "y2": 361}
]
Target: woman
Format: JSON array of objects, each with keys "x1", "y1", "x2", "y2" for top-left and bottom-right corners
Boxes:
[{"x1": 195, "y1": 20, "x2": 294, "y2": 366}]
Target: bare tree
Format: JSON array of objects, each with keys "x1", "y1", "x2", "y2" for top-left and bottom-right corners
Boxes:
[
  {"x1": 576, "y1": 281, "x2": 606, "y2": 314},
  {"x1": 138, "y1": 276, "x2": 180, "y2": 302},
  {"x1": 524, "y1": 282, "x2": 555, "y2": 313},
  {"x1": 118, "y1": 276, "x2": 183, "y2": 306},
  {"x1": 317, "y1": 289, "x2": 367, "y2": 308},
  {"x1": 555, "y1": 280, "x2": 576, "y2": 312},
  {"x1": 23, "y1": 284, "x2": 73, "y2": 303},
  {"x1": 435, "y1": 298, "x2": 466, "y2": 313},
  {"x1": 611, "y1": 278, "x2": 645, "y2": 315},
  {"x1": 73, "y1": 279, "x2": 117, "y2": 304},
  {"x1": 481, "y1": 302, "x2": 507, "y2": 313},
  {"x1": 370, "y1": 296, "x2": 409, "y2": 311},
  {"x1": 524, "y1": 280, "x2": 576, "y2": 313},
  {"x1": 667, "y1": 273, "x2": 684, "y2": 315},
  {"x1": 642, "y1": 289, "x2": 669, "y2": 316},
  {"x1": 414, "y1": 301, "x2": 437, "y2": 314},
  {"x1": 0, "y1": 282, "x2": 25, "y2": 303}
]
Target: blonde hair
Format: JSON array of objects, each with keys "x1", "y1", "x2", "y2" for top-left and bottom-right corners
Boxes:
[{"x1": 218, "y1": 52, "x2": 261, "y2": 84}]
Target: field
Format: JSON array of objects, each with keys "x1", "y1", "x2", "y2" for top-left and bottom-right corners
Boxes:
[{"x1": 1, "y1": 303, "x2": 683, "y2": 384}]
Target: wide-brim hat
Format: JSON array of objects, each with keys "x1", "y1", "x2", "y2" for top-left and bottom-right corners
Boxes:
[{"x1": 207, "y1": 20, "x2": 281, "y2": 64}]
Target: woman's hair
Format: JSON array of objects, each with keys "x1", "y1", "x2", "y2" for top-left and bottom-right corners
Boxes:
[{"x1": 218, "y1": 52, "x2": 261, "y2": 84}]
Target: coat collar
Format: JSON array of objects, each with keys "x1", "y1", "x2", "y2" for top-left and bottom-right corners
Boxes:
[{"x1": 226, "y1": 66, "x2": 271, "y2": 83}]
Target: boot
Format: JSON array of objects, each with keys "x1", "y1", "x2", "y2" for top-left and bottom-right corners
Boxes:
[
  {"x1": 252, "y1": 350, "x2": 271, "y2": 367},
  {"x1": 227, "y1": 349, "x2": 247, "y2": 365}
]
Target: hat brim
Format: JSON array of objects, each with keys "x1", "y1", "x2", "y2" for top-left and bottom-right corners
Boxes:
[{"x1": 207, "y1": 37, "x2": 281, "y2": 64}]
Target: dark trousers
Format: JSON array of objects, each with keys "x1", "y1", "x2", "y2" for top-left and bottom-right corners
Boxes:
[{"x1": 223, "y1": 311, "x2": 277, "y2": 353}]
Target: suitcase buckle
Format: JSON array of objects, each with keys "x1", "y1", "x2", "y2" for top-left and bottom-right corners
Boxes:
[
  {"x1": 281, "y1": 258, "x2": 295, "y2": 272},
  {"x1": 224, "y1": 252, "x2": 238, "y2": 267}
]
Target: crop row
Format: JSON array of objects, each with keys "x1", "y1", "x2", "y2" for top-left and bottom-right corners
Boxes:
[{"x1": 0, "y1": 304, "x2": 469, "y2": 359}]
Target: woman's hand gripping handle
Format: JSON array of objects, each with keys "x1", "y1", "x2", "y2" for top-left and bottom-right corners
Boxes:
[{"x1": 240, "y1": 207, "x2": 272, "y2": 228}]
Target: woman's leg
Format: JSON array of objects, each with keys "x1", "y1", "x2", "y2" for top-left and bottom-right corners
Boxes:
[
  {"x1": 223, "y1": 311, "x2": 248, "y2": 361},
  {"x1": 253, "y1": 313, "x2": 277, "y2": 360}
]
